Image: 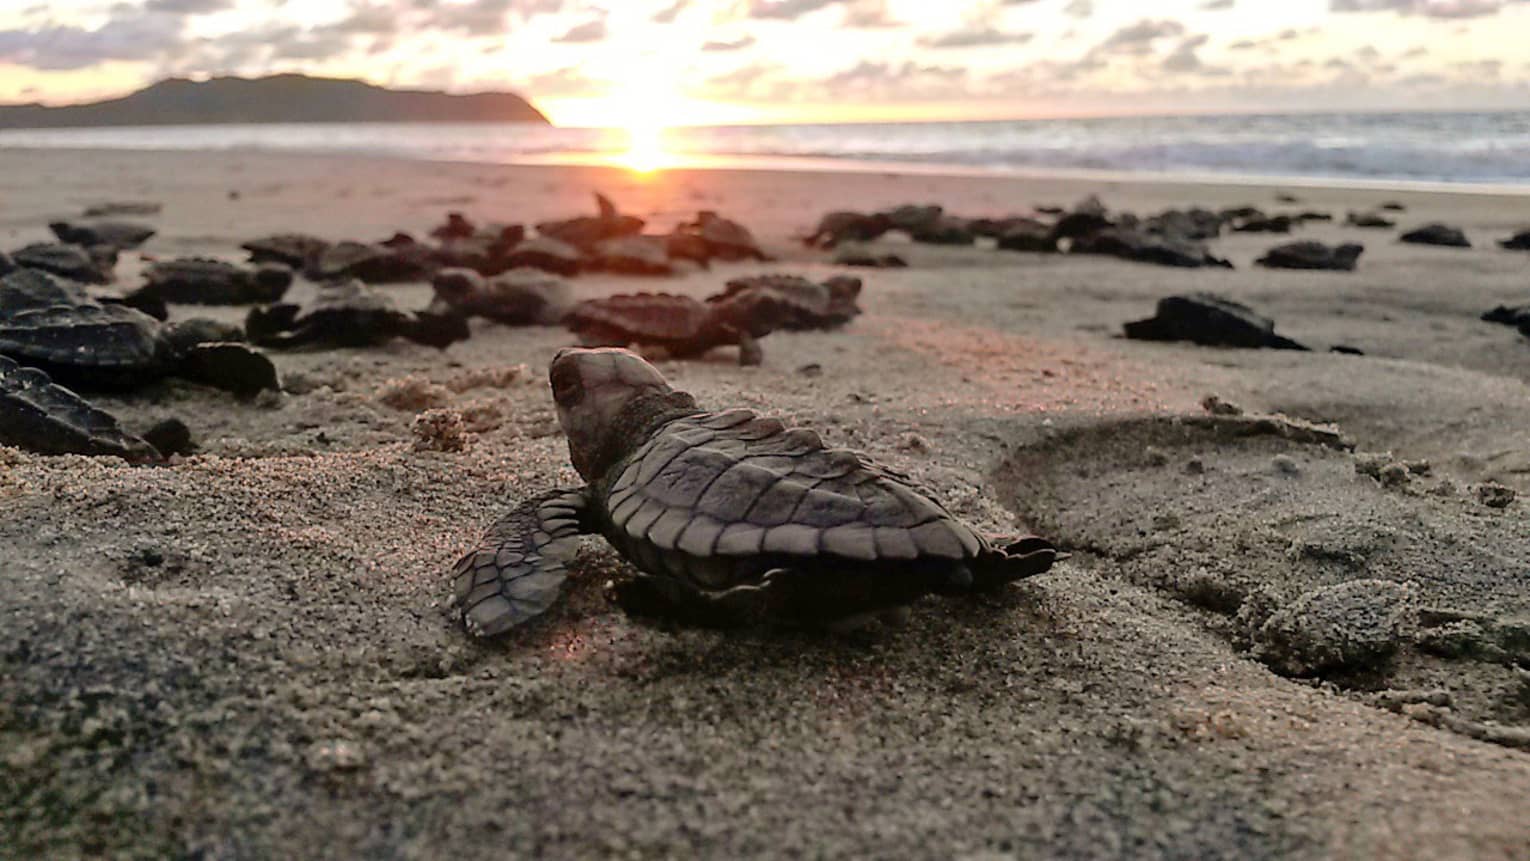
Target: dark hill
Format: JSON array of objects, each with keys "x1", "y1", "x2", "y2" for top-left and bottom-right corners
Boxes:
[{"x1": 0, "y1": 74, "x2": 549, "y2": 129}]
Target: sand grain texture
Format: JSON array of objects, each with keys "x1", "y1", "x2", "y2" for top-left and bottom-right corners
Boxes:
[{"x1": 3, "y1": 149, "x2": 1530, "y2": 859}]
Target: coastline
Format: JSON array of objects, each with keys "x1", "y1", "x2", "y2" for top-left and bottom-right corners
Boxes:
[{"x1": 4, "y1": 146, "x2": 1530, "y2": 857}]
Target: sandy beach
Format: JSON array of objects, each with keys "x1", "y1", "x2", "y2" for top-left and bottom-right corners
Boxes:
[{"x1": 4, "y1": 147, "x2": 1530, "y2": 858}]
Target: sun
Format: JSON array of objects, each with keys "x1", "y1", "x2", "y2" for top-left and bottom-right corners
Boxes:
[
  {"x1": 621, "y1": 121, "x2": 672, "y2": 173},
  {"x1": 603, "y1": 65, "x2": 683, "y2": 173}
]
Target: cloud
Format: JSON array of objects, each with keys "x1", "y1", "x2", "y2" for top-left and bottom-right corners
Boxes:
[
  {"x1": 820, "y1": 60, "x2": 968, "y2": 99},
  {"x1": 1162, "y1": 34, "x2": 1212, "y2": 72},
  {"x1": 1331, "y1": 0, "x2": 1520, "y2": 17},
  {"x1": 747, "y1": 0, "x2": 842, "y2": 20},
  {"x1": 701, "y1": 35, "x2": 757, "y2": 51},
  {"x1": 143, "y1": 0, "x2": 233, "y2": 13},
  {"x1": 1201, "y1": 0, "x2": 1234, "y2": 9},
  {"x1": 1094, "y1": 19, "x2": 1186, "y2": 56},
  {"x1": 1062, "y1": 0, "x2": 1093, "y2": 17},
  {"x1": 523, "y1": 65, "x2": 604, "y2": 96},
  {"x1": 842, "y1": 0, "x2": 901, "y2": 27},
  {"x1": 651, "y1": 0, "x2": 688, "y2": 23},
  {"x1": 552, "y1": 16, "x2": 606, "y2": 42},
  {"x1": 0, "y1": 12, "x2": 189, "y2": 71},
  {"x1": 918, "y1": 27, "x2": 1032, "y2": 48}
]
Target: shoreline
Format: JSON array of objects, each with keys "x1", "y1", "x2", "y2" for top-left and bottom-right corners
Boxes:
[{"x1": 5, "y1": 139, "x2": 1530, "y2": 198}]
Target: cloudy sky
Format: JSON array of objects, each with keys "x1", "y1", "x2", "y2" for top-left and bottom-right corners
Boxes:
[{"x1": 2, "y1": 0, "x2": 1528, "y2": 126}]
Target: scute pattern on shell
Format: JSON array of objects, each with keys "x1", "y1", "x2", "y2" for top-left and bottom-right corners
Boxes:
[
  {"x1": 566, "y1": 293, "x2": 710, "y2": 341},
  {"x1": 0, "y1": 303, "x2": 164, "y2": 369},
  {"x1": 604, "y1": 410, "x2": 984, "y2": 565}
]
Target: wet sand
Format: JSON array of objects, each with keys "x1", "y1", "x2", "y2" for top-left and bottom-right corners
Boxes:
[{"x1": 3, "y1": 148, "x2": 1530, "y2": 858}]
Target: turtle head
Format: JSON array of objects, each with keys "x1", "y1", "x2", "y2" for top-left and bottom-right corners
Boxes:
[{"x1": 550, "y1": 348, "x2": 687, "y2": 481}]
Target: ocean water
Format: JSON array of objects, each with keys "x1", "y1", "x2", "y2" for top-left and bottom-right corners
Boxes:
[{"x1": 3, "y1": 110, "x2": 1529, "y2": 190}]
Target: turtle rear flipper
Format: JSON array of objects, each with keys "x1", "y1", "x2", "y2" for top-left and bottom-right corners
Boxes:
[
  {"x1": 970, "y1": 536, "x2": 1058, "y2": 591},
  {"x1": 449, "y1": 488, "x2": 591, "y2": 637}
]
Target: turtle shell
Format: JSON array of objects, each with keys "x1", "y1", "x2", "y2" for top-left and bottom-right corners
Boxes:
[
  {"x1": 504, "y1": 236, "x2": 583, "y2": 276},
  {"x1": 683, "y1": 211, "x2": 767, "y2": 260},
  {"x1": 0, "y1": 303, "x2": 168, "y2": 375},
  {"x1": 1256, "y1": 242, "x2": 1363, "y2": 272},
  {"x1": 48, "y1": 220, "x2": 156, "y2": 250},
  {"x1": 242, "y1": 233, "x2": 330, "y2": 269},
  {"x1": 142, "y1": 258, "x2": 292, "y2": 304},
  {"x1": 598, "y1": 409, "x2": 986, "y2": 595},
  {"x1": 565, "y1": 293, "x2": 708, "y2": 343},
  {"x1": 710, "y1": 275, "x2": 862, "y2": 329},
  {"x1": 1124, "y1": 292, "x2": 1307, "y2": 351},
  {"x1": 0, "y1": 355, "x2": 159, "y2": 461},
  {"x1": 0, "y1": 268, "x2": 93, "y2": 316},
  {"x1": 12, "y1": 243, "x2": 113, "y2": 284}
]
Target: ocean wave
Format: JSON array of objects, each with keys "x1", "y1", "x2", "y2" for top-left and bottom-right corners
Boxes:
[{"x1": 3, "y1": 111, "x2": 1528, "y2": 187}]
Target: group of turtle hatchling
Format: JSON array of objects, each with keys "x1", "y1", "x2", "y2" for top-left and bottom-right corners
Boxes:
[{"x1": 0, "y1": 268, "x2": 280, "y2": 459}]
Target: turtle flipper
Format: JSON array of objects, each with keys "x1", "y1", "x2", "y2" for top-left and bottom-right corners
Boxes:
[
  {"x1": 970, "y1": 536, "x2": 1059, "y2": 591},
  {"x1": 449, "y1": 488, "x2": 591, "y2": 636}
]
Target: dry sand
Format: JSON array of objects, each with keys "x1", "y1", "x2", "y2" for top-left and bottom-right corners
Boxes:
[{"x1": 3, "y1": 148, "x2": 1530, "y2": 859}]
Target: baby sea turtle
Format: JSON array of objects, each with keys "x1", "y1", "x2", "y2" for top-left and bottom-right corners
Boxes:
[
  {"x1": 504, "y1": 236, "x2": 584, "y2": 276},
  {"x1": 537, "y1": 193, "x2": 645, "y2": 252},
  {"x1": 1124, "y1": 292, "x2": 1307, "y2": 351},
  {"x1": 0, "y1": 269, "x2": 279, "y2": 393},
  {"x1": 131, "y1": 258, "x2": 294, "y2": 305},
  {"x1": 1400, "y1": 223, "x2": 1471, "y2": 248},
  {"x1": 429, "y1": 268, "x2": 572, "y2": 325},
  {"x1": 242, "y1": 233, "x2": 331, "y2": 269},
  {"x1": 1071, "y1": 228, "x2": 1232, "y2": 269},
  {"x1": 309, "y1": 240, "x2": 433, "y2": 284},
  {"x1": 1256, "y1": 241, "x2": 1365, "y2": 272},
  {"x1": 0, "y1": 355, "x2": 160, "y2": 461},
  {"x1": 447, "y1": 348, "x2": 1058, "y2": 635},
  {"x1": 995, "y1": 221, "x2": 1058, "y2": 253},
  {"x1": 247, "y1": 278, "x2": 469, "y2": 349},
  {"x1": 593, "y1": 235, "x2": 673, "y2": 275},
  {"x1": 12, "y1": 242, "x2": 115, "y2": 284},
  {"x1": 805, "y1": 211, "x2": 892, "y2": 248},
  {"x1": 564, "y1": 290, "x2": 794, "y2": 366},
  {"x1": 1497, "y1": 230, "x2": 1530, "y2": 251},
  {"x1": 49, "y1": 220, "x2": 156, "y2": 250},
  {"x1": 709, "y1": 275, "x2": 862, "y2": 330},
  {"x1": 674, "y1": 211, "x2": 770, "y2": 262},
  {"x1": 1346, "y1": 211, "x2": 1396, "y2": 229}
]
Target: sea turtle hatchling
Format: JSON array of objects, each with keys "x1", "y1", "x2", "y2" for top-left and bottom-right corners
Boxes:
[{"x1": 447, "y1": 348, "x2": 1058, "y2": 636}]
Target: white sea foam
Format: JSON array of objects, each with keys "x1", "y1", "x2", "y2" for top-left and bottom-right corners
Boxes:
[{"x1": 2, "y1": 111, "x2": 1528, "y2": 188}]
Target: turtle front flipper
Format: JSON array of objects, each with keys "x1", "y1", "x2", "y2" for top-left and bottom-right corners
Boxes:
[
  {"x1": 970, "y1": 536, "x2": 1059, "y2": 591},
  {"x1": 449, "y1": 488, "x2": 592, "y2": 636}
]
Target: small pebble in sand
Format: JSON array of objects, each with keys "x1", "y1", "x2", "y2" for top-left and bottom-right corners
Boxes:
[
  {"x1": 1431, "y1": 478, "x2": 1458, "y2": 497},
  {"x1": 445, "y1": 364, "x2": 526, "y2": 393},
  {"x1": 1201, "y1": 394, "x2": 1243, "y2": 416},
  {"x1": 411, "y1": 409, "x2": 469, "y2": 452},
  {"x1": 1271, "y1": 454, "x2": 1300, "y2": 476},
  {"x1": 305, "y1": 739, "x2": 366, "y2": 772},
  {"x1": 1476, "y1": 482, "x2": 1516, "y2": 509},
  {"x1": 1185, "y1": 457, "x2": 1206, "y2": 475},
  {"x1": 253, "y1": 389, "x2": 284, "y2": 410},
  {"x1": 1144, "y1": 447, "x2": 1169, "y2": 467},
  {"x1": 378, "y1": 375, "x2": 452, "y2": 411},
  {"x1": 797, "y1": 363, "x2": 823, "y2": 378}
]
